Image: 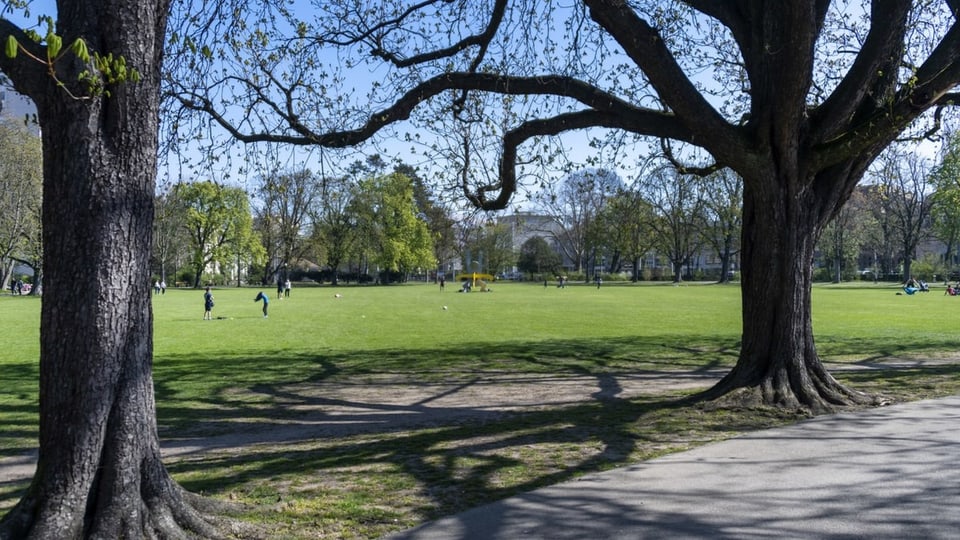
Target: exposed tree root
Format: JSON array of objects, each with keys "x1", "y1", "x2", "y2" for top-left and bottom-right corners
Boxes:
[
  {"x1": 693, "y1": 359, "x2": 890, "y2": 415},
  {"x1": 0, "y1": 481, "x2": 264, "y2": 540}
]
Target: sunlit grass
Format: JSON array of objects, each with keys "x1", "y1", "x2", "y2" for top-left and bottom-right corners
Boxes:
[{"x1": 3, "y1": 280, "x2": 959, "y2": 450}]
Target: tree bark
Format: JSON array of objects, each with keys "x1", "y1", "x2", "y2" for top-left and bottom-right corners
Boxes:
[
  {"x1": 0, "y1": 1, "x2": 239, "y2": 537},
  {"x1": 698, "y1": 167, "x2": 875, "y2": 413}
]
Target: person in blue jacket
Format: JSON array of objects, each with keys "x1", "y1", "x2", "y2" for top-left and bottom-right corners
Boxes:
[{"x1": 254, "y1": 291, "x2": 269, "y2": 318}]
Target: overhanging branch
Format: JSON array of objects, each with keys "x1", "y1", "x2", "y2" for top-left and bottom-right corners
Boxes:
[
  {"x1": 467, "y1": 108, "x2": 691, "y2": 211},
  {"x1": 660, "y1": 139, "x2": 722, "y2": 177},
  {"x1": 174, "y1": 72, "x2": 683, "y2": 147}
]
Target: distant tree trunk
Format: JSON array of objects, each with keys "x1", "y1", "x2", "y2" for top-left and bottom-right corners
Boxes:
[
  {"x1": 902, "y1": 247, "x2": 914, "y2": 282},
  {"x1": 0, "y1": 0, "x2": 233, "y2": 537},
  {"x1": 718, "y1": 233, "x2": 734, "y2": 283}
]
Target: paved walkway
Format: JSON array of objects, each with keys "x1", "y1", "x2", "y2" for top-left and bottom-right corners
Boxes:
[{"x1": 387, "y1": 395, "x2": 960, "y2": 539}]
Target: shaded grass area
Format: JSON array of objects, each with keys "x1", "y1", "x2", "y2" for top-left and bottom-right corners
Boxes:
[
  {"x1": 148, "y1": 334, "x2": 740, "y2": 438},
  {"x1": 163, "y1": 363, "x2": 960, "y2": 540},
  {"x1": 168, "y1": 390, "x2": 805, "y2": 539},
  {"x1": 2, "y1": 283, "x2": 960, "y2": 536}
]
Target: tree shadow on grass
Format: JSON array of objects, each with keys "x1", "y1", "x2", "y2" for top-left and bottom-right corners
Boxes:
[
  {"x1": 149, "y1": 336, "x2": 960, "y2": 531},
  {"x1": 164, "y1": 387, "x2": 742, "y2": 526},
  {"x1": 149, "y1": 334, "x2": 742, "y2": 440},
  {"x1": 4, "y1": 334, "x2": 960, "y2": 524}
]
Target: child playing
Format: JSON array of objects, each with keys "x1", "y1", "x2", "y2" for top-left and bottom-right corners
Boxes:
[{"x1": 254, "y1": 291, "x2": 269, "y2": 318}]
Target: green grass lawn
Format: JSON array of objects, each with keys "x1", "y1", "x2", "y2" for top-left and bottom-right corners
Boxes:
[{"x1": 2, "y1": 280, "x2": 959, "y2": 537}]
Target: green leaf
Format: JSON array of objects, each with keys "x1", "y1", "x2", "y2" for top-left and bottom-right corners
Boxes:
[
  {"x1": 46, "y1": 32, "x2": 61, "y2": 59},
  {"x1": 70, "y1": 38, "x2": 89, "y2": 63},
  {"x1": 5, "y1": 35, "x2": 17, "y2": 59}
]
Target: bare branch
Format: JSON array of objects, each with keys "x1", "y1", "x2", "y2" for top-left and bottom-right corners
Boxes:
[
  {"x1": 814, "y1": 18, "x2": 960, "y2": 166},
  {"x1": 896, "y1": 92, "x2": 960, "y2": 142},
  {"x1": 368, "y1": 0, "x2": 507, "y2": 70},
  {"x1": 660, "y1": 139, "x2": 722, "y2": 177}
]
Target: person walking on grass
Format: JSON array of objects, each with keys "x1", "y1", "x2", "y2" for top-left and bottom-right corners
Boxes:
[
  {"x1": 254, "y1": 291, "x2": 269, "y2": 318},
  {"x1": 203, "y1": 287, "x2": 214, "y2": 320}
]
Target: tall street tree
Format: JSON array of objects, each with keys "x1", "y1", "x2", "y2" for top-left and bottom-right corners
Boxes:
[
  {"x1": 517, "y1": 235, "x2": 561, "y2": 278},
  {"x1": 396, "y1": 162, "x2": 458, "y2": 280},
  {"x1": 596, "y1": 187, "x2": 657, "y2": 281},
  {"x1": 153, "y1": 188, "x2": 190, "y2": 285},
  {"x1": 351, "y1": 171, "x2": 435, "y2": 280},
  {"x1": 539, "y1": 168, "x2": 621, "y2": 276},
  {"x1": 870, "y1": 147, "x2": 933, "y2": 282},
  {"x1": 818, "y1": 194, "x2": 865, "y2": 283},
  {"x1": 642, "y1": 167, "x2": 706, "y2": 283},
  {"x1": 170, "y1": 2, "x2": 960, "y2": 411},
  {"x1": 699, "y1": 168, "x2": 743, "y2": 284},
  {"x1": 255, "y1": 168, "x2": 319, "y2": 283},
  {"x1": 175, "y1": 180, "x2": 261, "y2": 288},
  {"x1": 929, "y1": 131, "x2": 960, "y2": 268},
  {"x1": 311, "y1": 173, "x2": 356, "y2": 283},
  {"x1": 0, "y1": 0, "x2": 237, "y2": 536},
  {"x1": 0, "y1": 119, "x2": 42, "y2": 292}
]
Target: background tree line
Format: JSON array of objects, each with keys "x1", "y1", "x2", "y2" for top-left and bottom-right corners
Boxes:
[
  {"x1": 0, "y1": 120, "x2": 953, "y2": 292},
  {"x1": 141, "y1": 136, "x2": 960, "y2": 288},
  {"x1": 151, "y1": 157, "x2": 442, "y2": 287}
]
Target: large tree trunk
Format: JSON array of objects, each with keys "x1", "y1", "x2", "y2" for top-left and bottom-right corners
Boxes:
[
  {"x1": 0, "y1": 1, "x2": 237, "y2": 537},
  {"x1": 699, "y1": 169, "x2": 875, "y2": 413}
]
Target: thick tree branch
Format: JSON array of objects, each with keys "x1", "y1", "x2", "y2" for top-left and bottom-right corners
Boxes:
[
  {"x1": 685, "y1": 0, "x2": 828, "y2": 64},
  {"x1": 752, "y1": 6, "x2": 819, "y2": 143},
  {"x1": 683, "y1": 0, "x2": 742, "y2": 29},
  {"x1": 581, "y1": 2, "x2": 718, "y2": 128},
  {"x1": 468, "y1": 107, "x2": 692, "y2": 211},
  {"x1": 660, "y1": 138, "x2": 722, "y2": 177},
  {"x1": 810, "y1": 0, "x2": 911, "y2": 141},
  {"x1": 175, "y1": 71, "x2": 694, "y2": 147},
  {"x1": 910, "y1": 21, "x2": 960, "y2": 96},
  {"x1": 0, "y1": 19, "x2": 58, "y2": 102},
  {"x1": 815, "y1": 20, "x2": 960, "y2": 166},
  {"x1": 582, "y1": 0, "x2": 747, "y2": 164}
]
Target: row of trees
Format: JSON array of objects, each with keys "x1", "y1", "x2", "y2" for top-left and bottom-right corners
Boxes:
[
  {"x1": 819, "y1": 138, "x2": 960, "y2": 284},
  {"x1": 150, "y1": 136, "x2": 959, "y2": 289},
  {"x1": 442, "y1": 139, "x2": 960, "y2": 286},
  {"x1": 0, "y1": 117, "x2": 951, "y2": 294},
  {"x1": 153, "y1": 159, "x2": 438, "y2": 287},
  {"x1": 525, "y1": 166, "x2": 743, "y2": 282}
]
